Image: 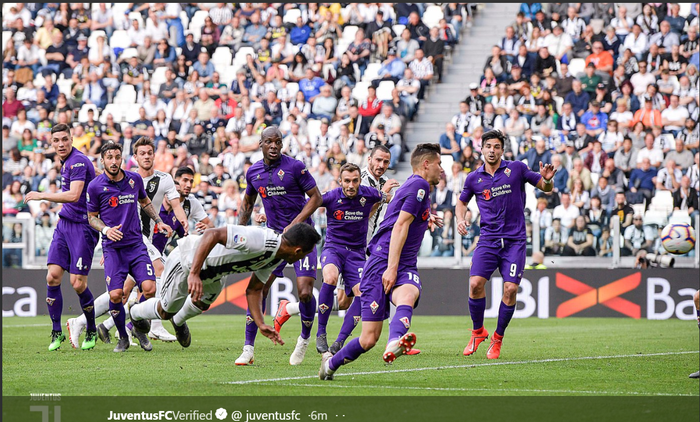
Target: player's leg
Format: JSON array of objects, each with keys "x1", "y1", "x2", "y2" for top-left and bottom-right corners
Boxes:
[
  {"x1": 330, "y1": 250, "x2": 364, "y2": 353},
  {"x1": 691, "y1": 290, "x2": 699, "y2": 379},
  {"x1": 238, "y1": 273, "x2": 275, "y2": 365},
  {"x1": 126, "y1": 246, "x2": 157, "y2": 351},
  {"x1": 316, "y1": 251, "x2": 341, "y2": 353},
  {"x1": 64, "y1": 225, "x2": 99, "y2": 350},
  {"x1": 331, "y1": 285, "x2": 362, "y2": 354},
  {"x1": 45, "y1": 220, "x2": 70, "y2": 351},
  {"x1": 146, "y1": 240, "x2": 176, "y2": 342},
  {"x1": 320, "y1": 256, "x2": 386, "y2": 379},
  {"x1": 384, "y1": 271, "x2": 421, "y2": 364},
  {"x1": 488, "y1": 240, "x2": 527, "y2": 360},
  {"x1": 105, "y1": 249, "x2": 131, "y2": 352},
  {"x1": 464, "y1": 242, "x2": 498, "y2": 356},
  {"x1": 290, "y1": 249, "x2": 318, "y2": 365}
]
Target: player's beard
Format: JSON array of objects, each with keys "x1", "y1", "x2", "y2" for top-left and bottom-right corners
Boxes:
[
  {"x1": 343, "y1": 187, "x2": 357, "y2": 198},
  {"x1": 105, "y1": 164, "x2": 121, "y2": 178}
]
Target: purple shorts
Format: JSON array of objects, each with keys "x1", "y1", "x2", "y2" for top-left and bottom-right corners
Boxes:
[
  {"x1": 360, "y1": 254, "x2": 422, "y2": 322},
  {"x1": 321, "y1": 245, "x2": 365, "y2": 296},
  {"x1": 470, "y1": 238, "x2": 527, "y2": 284},
  {"x1": 47, "y1": 218, "x2": 99, "y2": 275},
  {"x1": 103, "y1": 242, "x2": 155, "y2": 292},
  {"x1": 273, "y1": 247, "x2": 318, "y2": 279}
]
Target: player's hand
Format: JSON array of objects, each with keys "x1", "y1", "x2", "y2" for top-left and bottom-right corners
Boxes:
[
  {"x1": 187, "y1": 273, "x2": 203, "y2": 303},
  {"x1": 255, "y1": 214, "x2": 267, "y2": 224},
  {"x1": 180, "y1": 219, "x2": 189, "y2": 236},
  {"x1": 24, "y1": 191, "x2": 43, "y2": 202},
  {"x1": 259, "y1": 324, "x2": 284, "y2": 345},
  {"x1": 106, "y1": 224, "x2": 123, "y2": 242},
  {"x1": 382, "y1": 268, "x2": 397, "y2": 294},
  {"x1": 456, "y1": 220, "x2": 470, "y2": 236},
  {"x1": 157, "y1": 222, "x2": 173, "y2": 238},
  {"x1": 428, "y1": 213, "x2": 444, "y2": 232},
  {"x1": 100, "y1": 256, "x2": 105, "y2": 266},
  {"x1": 382, "y1": 179, "x2": 400, "y2": 194},
  {"x1": 195, "y1": 221, "x2": 208, "y2": 233},
  {"x1": 539, "y1": 162, "x2": 557, "y2": 181}
]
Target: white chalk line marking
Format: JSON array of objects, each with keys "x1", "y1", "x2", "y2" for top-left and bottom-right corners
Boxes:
[
  {"x1": 223, "y1": 351, "x2": 699, "y2": 385},
  {"x1": 271, "y1": 383, "x2": 698, "y2": 397}
]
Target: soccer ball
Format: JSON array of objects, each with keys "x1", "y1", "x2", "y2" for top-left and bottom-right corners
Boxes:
[{"x1": 661, "y1": 223, "x2": 696, "y2": 255}]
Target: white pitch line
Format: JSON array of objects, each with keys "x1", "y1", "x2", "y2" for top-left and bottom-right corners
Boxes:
[
  {"x1": 223, "y1": 351, "x2": 699, "y2": 385},
  {"x1": 272, "y1": 383, "x2": 699, "y2": 397}
]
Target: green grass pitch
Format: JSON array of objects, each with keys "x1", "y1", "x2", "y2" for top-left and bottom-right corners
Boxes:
[{"x1": 3, "y1": 315, "x2": 699, "y2": 397}]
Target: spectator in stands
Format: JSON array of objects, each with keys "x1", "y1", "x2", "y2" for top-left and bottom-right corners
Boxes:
[
  {"x1": 534, "y1": 46, "x2": 557, "y2": 78},
  {"x1": 298, "y1": 68, "x2": 325, "y2": 102},
  {"x1": 243, "y1": 12, "x2": 266, "y2": 50},
  {"x1": 673, "y1": 175, "x2": 699, "y2": 220},
  {"x1": 563, "y1": 215, "x2": 596, "y2": 256},
  {"x1": 567, "y1": 157, "x2": 593, "y2": 192},
  {"x1": 424, "y1": 27, "x2": 446, "y2": 83},
  {"x1": 602, "y1": 157, "x2": 626, "y2": 191},
  {"x1": 345, "y1": 28, "x2": 371, "y2": 76},
  {"x1": 373, "y1": 49, "x2": 406, "y2": 88},
  {"x1": 484, "y1": 45, "x2": 510, "y2": 83},
  {"x1": 570, "y1": 177, "x2": 591, "y2": 210},
  {"x1": 678, "y1": 119, "x2": 699, "y2": 153},
  {"x1": 544, "y1": 218, "x2": 567, "y2": 255},
  {"x1": 430, "y1": 176, "x2": 455, "y2": 257},
  {"x1": 439, "y1": 122, "x2": 462, "y2": 163},
  {"x1": 565, "y1": 79, "x2": 590, "y2": 117},
  {"x1": 623, "y1": 214, "x2": 655, "y2": 256},
  {"x1": 513, "y1": 45, "x2": 535, "y2": 78},
  {"x1": 655, "y1": 159, "x2": 682, "y2": 192},
  {"x1": 584, "y1": 140, "x2": 607, "y2": 174},
  {"x1": 585, "y1": 41, "x2": 614, "y2": 76},
  {"x1": 311, "y1": 85, "x2": 337, "y2": 120},
  {"x1": 665, "y1": 139, "x2": 695, "y2": 171},
  {"x1": 580, "y1": 100, "x2": 608, "y2": 137},
  {"x1": 661, "y1": 95, "x2": 688, "y2": 137},
  {"x1": 628, "y1": 157, "x2": 657, "y2": 205},
  {"x1": 518, "y1": 138, "x2": 551, "y2": 172},
  {"x1": 409, "y1": 49, "x2": 433, "y2": 100},
  {"x1": 396, "y1": 29, "x2": 420, "y2": 65},
  {"x1": 636, "y1": 132, "x2": 664, "y2": 168},
  {"x1": 396, "y1": 68, "x2": 421, "y2": 119},
  {"x1": 648, "y1": 20, "x2": 679, "y2": 55},
  {"x1": 406, "y1": 11, "x2": 429, "y2": 43}
]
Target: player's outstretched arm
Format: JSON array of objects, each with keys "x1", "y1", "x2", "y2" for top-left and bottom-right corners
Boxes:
[
  {"x1": 169, "y1": 196, "x2": 190, "y2": 236},
  {"x1": 455, "y1": 199, "x2": 470, "y2": 236},
  {"x1": 238, "y1": 192, "x2": 257, "y2": 226},
  {"x1": 187, "y1": 227, "x2": 228, "y2": 302},
  {"x1": 139, "y1": 197, "x2": 173, "y2": 238},
  {"x1": 383, "y1": 210, "x2": 414, "y2": 294},
  {"x1": 25, "y1": 180, "x2": 85, "y2": 204},
  {"x1": 246, "y1": 274, "x2": 284, "y2": 346},
  {"x1": 286, "y1": 186, "x2": 322, "y2": 231}
]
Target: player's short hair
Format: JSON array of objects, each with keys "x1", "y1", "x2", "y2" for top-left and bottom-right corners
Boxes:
[
  {"x1": 410, "y1": 143, "x2": 441, "y2": 169},
  {"x1": 283, "y1": 223, "x2": 321, "y2": 252},
  {"x1": 175, "y1": 167, "x2": 195, "y2": 179},
  {"x1": 369, "y1": 144, "x2": 391, "y2": 158},
  {"x1": 100, "y1": 141, "x2": 123, "y2": 157},
  {"x1": 50, "y1": 123, "x2": 71, "y2": 135},
  {"x1": 133, "y1": 136, "x2": 155, "y2": 153},
  {"x1": 482, "y1": 129, "x2": 508, "y2": 147},
  {"x1": 339, "y1": 163, "x2": 361, "y2": 178}
]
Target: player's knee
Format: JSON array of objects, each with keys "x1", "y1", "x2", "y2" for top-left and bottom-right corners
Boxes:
[
  {"x1": 46, "y1": 270, "x2": 62, "y2": 286},
  {"x1": 153, "y1": 259, "x2": 164, "y2": 277},
  {"x1": 469, "y1": 279, "x2": 485, "y2": 295},
  {"x1": 694, "y1": 290, "x2": 699, "y2": 308},
  {"x1": 69, "y1": 277, "x2": 87, "y2": 293},
  {"x1": 160, "y1": 311, "x2": 175, "y2": 320},
  {"x1": 109, "y1": 291, "x2": 123, "y2": 303},
  {"x1": 192, "y1": 300, "x2": 210, "y2": 311},
  {"x1": 338, "y1": 295, "x2": 352, "y2": 311},
  {"x1": 141, "y1": 282, "x2": 156, "y2": 298},
  {"x1": 323, "y1": 277, "x2": 338, "y2": 286},
  {"x1": 503, "y1": 283, "x2": 518, "y2": 301},
  {"x1": 359, "y1": 335, "x2": 378, "y2": 350}
]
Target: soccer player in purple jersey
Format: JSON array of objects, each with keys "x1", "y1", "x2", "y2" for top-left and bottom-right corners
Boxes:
[
  {"x1": 235, "y1": 126, "x2": 323, "y2": 366},
  {"x1": 319, "y1": 144, "x2": 444, "y2": 380},
  {"x1": 86, "y1": 142, "x2": 173, "y2": 352},
  {"x1": 315, "y1": 163, "x2": 385, "y2": 354},
  {"x1": 25, "y1": 124, "x2": 101, "y2": 351},
  {"x1": 455, "y1": 129, "x2": 555, "y2": 359}
]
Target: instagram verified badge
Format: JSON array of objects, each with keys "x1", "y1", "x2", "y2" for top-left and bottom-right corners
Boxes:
[{"x1": 215, "y1": 408, "x2": 228, "y2": 420}]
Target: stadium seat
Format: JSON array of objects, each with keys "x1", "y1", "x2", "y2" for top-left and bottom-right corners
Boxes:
[
  {"x1": 128, "y1": 12, "x2": 144, "y2": 29},
  {"x1": 234, "y1": 47, "x2": 256, "y2": 64},
  {"x1": 525, "y1": 183, "x2": 537, "y2": 214},
  {"x1": 78, "y1": 105, "x2": 99, "y2": 123},
  {"x1": 342, "y1": 26, "x2": 359, "y2": 43},
  {"x1": 351, "y1": 81, "x2": 371, "y2": 102},
  {"x1": 554, "y1": 96, "x2": 564, "y2": 114},
  {"x1": 650, "y1": 191, "x2": 674, "y2": 214},
  {"x1": 88, "y1": 30, "x2": 106, "y2": 48},
  {"x1": 179, "y1": 10, "x2": 189, "y2": 31},
  {"x1": 668, "y1": 210, "x2": 692, "y2": 225},
  {"x1": 286, "y1": 82, "x2": 300, "y2": 98},
  {"x1": 362, "y1": 63, "x2": 383, "y2": 82},
  {"x1": 307, "y1": 119, "x2": 322, "y2": 143},
  {"x1": 37, "y1": 48, "x2": 47, "y2": 66},
  {"x1": 283, "y1": 9, "x2": 301, "y2": 24},
  {"x1": 110, "y1": 30, "x2": 132, "y2": 50},
  {"x1": 590, "y1": 19, "x2": 605, "y2": 34},
  {"x1": 119, "y1": 48, "x2": 138, "y2": 59},
  {"x1": 212, "y1": 46, "x2": 233, "y2": 66},
  {"x1": 125, "y1": 106, "x2": 142, "y2": 123},
  {"x1": 643, "y1": 209, "x2": 667, "y2": 228},
  {"x1": 150, "y1": 67, "x2": 168, "y2": 92},
  {"x1": 679, "y1": 3, "x2": 692, "y2": 17},
  {"x1": 2, "y1": 31, "x2": 12, "y2": 47},
  {"x1": 376, "y1": 81, "x2": 395, "y2": 101},
  {"x1": 392, "y1": 25, "x2": 406, "y2": 36},
  {"x1": 422, "y1": 5, "x2": 445, "y2": 28},
  {"x1": 278, "y1": 64, "x2": 289, "y2": 80},
  {"x1": 336, "y1": 40, "x2": 351, "y2": 56},
  {"x1": 440, "y1": 155, "x2": 454, "y2": 173},
  {"x1": 99, "y1": 104, "x2": 123, "y2": 124},
  {"x1": 568, "y1": 58, "x2": 586, "y2": 78},
  {"x1": 114, "y1": 85, "x2": 137, "y2": 106},
  {"x1": 57, "y1": 79, "x2": 73, "y2": 97}
]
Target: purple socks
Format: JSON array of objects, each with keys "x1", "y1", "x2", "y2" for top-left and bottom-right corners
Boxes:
[
  {"x1": 46, "y1": 285, "x2": 63, "y2": 332},
  {"x1": 388, "y1": 305, "x2": 413, "y2": 343},
  {"x1": 468, "y1": 297, "x2": 486, "y2": 330},
  {"x1": 316, "y1": 283, "x2": 335, "y2": 337},
  {"x1": 299, "y1": 295, "x2": 316, "y2": 340},
  {"x1": 109, "y1": 301, "x2": 127, "y2": 340},
  {"x1": 77, "y1": 288, "x2": 96, "y2": 332},
  {"x1": 329, "y1": 337, "x2": 366, "y2": 371},
  {"x1": 335, "y1": 297, "x2": 361, "y2": 344},
  {"x1": 244, "y1": 295, "x2": 267, "y2": 347},
  {"x1": 495, "y1": 301, "x2": 516, "y2": 336}
]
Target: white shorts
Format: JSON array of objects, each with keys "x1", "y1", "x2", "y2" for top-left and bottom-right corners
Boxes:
[
  {"x1": 159, "y1": 248, "x2": 224, "y2": 314},
  {"x1": 143, "y1": 234, "x2": 164, "y2": 263}
]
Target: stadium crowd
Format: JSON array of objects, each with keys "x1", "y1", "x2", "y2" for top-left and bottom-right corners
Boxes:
[
  {"x1": 1, "y1": 2, "x2": 474, "y2": 266},
  {"x1": 433, "y1": 2, "x2": 699, "y2": 259}
]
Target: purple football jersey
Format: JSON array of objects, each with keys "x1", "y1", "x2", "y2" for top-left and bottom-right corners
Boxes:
[
  {"x1": 459, "y1": 160, "x2": 541, "y2": 241},
  {"x1": 367, "y1": 174, "x2": 431, "y2": 267},
  {"x1": 245, "y1": 155, "x2": 317, "y2": 232},
  {"x1": 58, "y1": 148, "x2": 96, "y2": 223},
  {"x1": 87, "y1": 170, "x2": 148, "y2": 249},
  {"x1": 322, "y1": 185, "x2": 382, "y2": 249}
]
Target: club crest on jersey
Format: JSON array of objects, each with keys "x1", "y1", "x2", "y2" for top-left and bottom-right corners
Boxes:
[
  {"x1": 359, "y1": 197, "x2": 366, "y2": 207},
  {"x1": 128, "y1": 179, "x2": 135, "y2": 189},
  {"x1": 319, "y1": 304, "x2": 329, "y2": 314},
  {"x1": 482, "y1": 189, "x2": 492, "y2": 201},
  {"x1": 504, "y1": 168, "x2": 511, "y2": 177},
  {"x1": 277, "y1": 169, "x2": 285, "y2": 180},
  {"x1": 417, "y1": 189, "x2": 425, "y2": 202},
  {"x1": 400, "y1": 317, "x2": 410, "y2": 329},
  {"x1": 245, "y1": 316, "x2": 254, "y2": 325},
  {"x1": 370, "y1": 301, "x2": 379, "y2": 314},
  {"x1": 106, "y1": 276, "x2": 111, "y2": 283},
  {"x1": 148, "y1": 179, "x2": 157, "y2": 192},
  {"x1": 333, "y1": 210, "x2": 344, "y2": 220}
]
